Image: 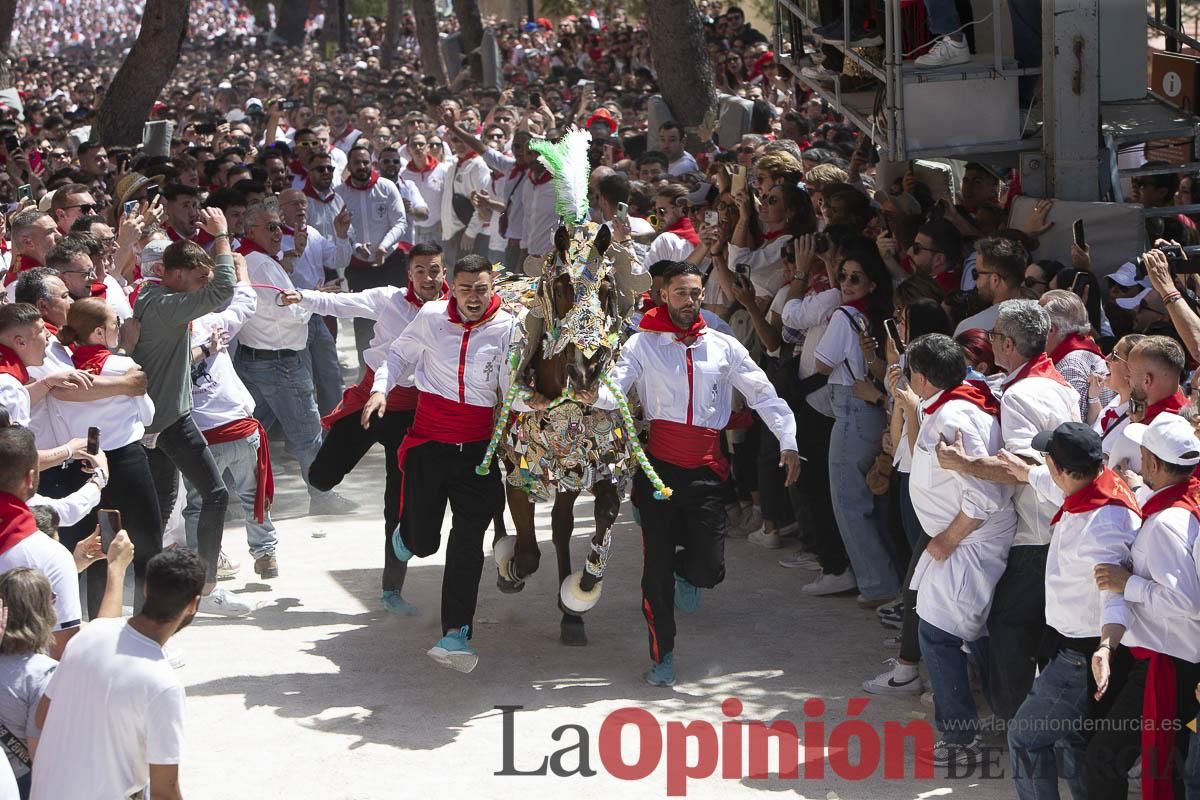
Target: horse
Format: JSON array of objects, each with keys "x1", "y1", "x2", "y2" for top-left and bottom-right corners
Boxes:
[{"x1": 491, "y1": 222, "x2": 645, "y2": 646}]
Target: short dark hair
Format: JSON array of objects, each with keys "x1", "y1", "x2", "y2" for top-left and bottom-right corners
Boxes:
[
  {"x1": 597, "y1": 173, "x2": 631, "y2": 206},
  {"x1": 206, "y1": 188, "x2": 247, "y2": 211},
  {"x1": 659, "y1": 120, "x2": 685, "y2": 137},
  {"x1": 453, "y1": 254, "x2": 493, "y2": 276},
  {"x1": 44, "y1": 236, "x2": 91, "y2": 270},
  {"x1": 917, "y1": 219, "x2": 963, "y2": 266},
  {"x1": 69, "y1": 214, "x2": 107, "y2": 233},
  {"x1": 0, "y1": 303, "x2": 42, "y2": 339},
  {"x1": 659, "y1": 261, "x2": 703, "y2": 285},
  {"x1": 0, "y1": 424, "x2": 37, "y2": 495},
  {"x1": 410, "y1": 242, "x2": 444, "y2": 259},
  {"x1": 637, "y1": 151, "x2": 669, "y2": 170},
  {"x1": 1131, "y1": 335, "x2": 1187, "y2": 376},
  {"x1": 161, "y1": 183, "x2": 202, "y2": 202},
  {"x1": 14, "y1": 267, "x2": 63, "y2": 306},
  {"x1": 50, "y1": 183, "x2": 91, "y2": 208},
  {"x1": 975, "y1": 236, "x2": 1028, "y2": 287},
  {"x1": 140, "y1": 549, "x2": 206, "y2": 623},
  {"x1": 906, "y1": 333, "x2": 968, "y2": 390},
  {"x1": 76, "y1": 141, "x2": 105, "y2": 158},
  {"x1": 29, "y1": 505, "x2": 59, "y2": 537},
  {"x1": 162, "y1": 240, "x2": 214, "y2": 272}
]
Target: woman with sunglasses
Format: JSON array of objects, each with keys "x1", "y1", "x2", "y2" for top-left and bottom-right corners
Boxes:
[
  {"x1": 1088, "y1": 334, "x2": 1145, "y2": 463},
  {"x1": 812, "y1": 241, "x2": 900, "y2": 606},
  {"x1": 642, "y1": 184, "x2": 699, "y2": 269},
  {"x1": 723, "y1": 183, "x2": 815, "y2": 304}
]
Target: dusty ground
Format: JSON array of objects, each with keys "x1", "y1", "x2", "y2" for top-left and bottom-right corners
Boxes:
[{"x1": 172, "y1": 340, "x2": 1018, "y2": 800}]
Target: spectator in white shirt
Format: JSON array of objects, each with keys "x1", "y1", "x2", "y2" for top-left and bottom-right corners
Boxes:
[
  {"x1": 1041, "y1": 289, "x2": 1114, "y2": 419},
  {"x1": 639, "y1": 184, "x2": 699, "y2": 273},
  {"x1": 69, "y1": 216, "x2": 134, "y2": 322},
  {"x1": 659, "y1": 121, "x2": 699, "y2": 177},
  {"x1": 953, "y1": 237, "x2": 1028, "y2": 338},
  {"x1": 400, "y1": 133, "x2": 450, "y2": 247}
]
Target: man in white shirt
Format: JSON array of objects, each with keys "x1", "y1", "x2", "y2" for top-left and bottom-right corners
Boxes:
[
  {"x1": 0, "y1": 303, "x2": 92, "y2": 429},
  {"x1": 31, "y1": 548, "x2": 206, "y2": 800},
  {"x1": 905, "y1": 333, "x2": 1015, "y2": 767},
  {"x1": 233, "y1": 202, "x2": 353, "y2": 517},
  {"x1": 1041, "y1": 289, "x2": 1112, "y2": 420},
  {"x1": 1001, "y1": 422, "x2": 1141, "y2": 799},
  {"x1": 400, "y1": 132, "x2": 449, "y2": 247},
  {"x1": 937, "y1": 299, "x2": 1081, "y2": 724},
  {"x1": 385, "y1": 255, "x2": 518, "y2": 673},
  {"x1": 301, "y1": 152, "x2": 346, "y2": 241},
  {"x1": 659, "y1": 121, "x2": 699, "y2": 177},
  {"x1": 520, "y1": 159, "x2": 560, "y2": 261},
  {"x1": 953, "y1": 237, "x2": 1027, "y2": 337},
  {"x1": 1089, "y1": 413, "x2": 1200, "y2": 799},
  {"x1": 440, "y1": 134, "x2": 492, "y2": 268},
  {"x1": 602, "y1": 263, "x2": 800, "y2": 687},
  {"x1": 71, "y1": 216, "x2": 134, "y2": 322}
]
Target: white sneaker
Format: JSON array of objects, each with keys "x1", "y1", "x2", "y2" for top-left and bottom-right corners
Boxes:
[
  {"x1": 914, "y1": 35, "x2": 970, "y2": 68},
  {"x1": 801, "y1": 569, "x2": 857, "y2": 596},
  {"x1": 863, "y1": 658, "x2": 924, "y2": 695},
  {"x1": 198, "y1": 588, "x2": 252, "y2": 617},
  {"x1": 778, "y1": 550, "x2": 820, "y2": 569},
  {"x1": 748, "y1": 528, "x2": 783, "y2": 549},
  {"x1": 216, "y1": 551, "x2": 240, "y2": 581}
]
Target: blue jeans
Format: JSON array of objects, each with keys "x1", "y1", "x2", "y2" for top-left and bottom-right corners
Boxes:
[
  {"x1": 301, "y1": 315, "x2": 344, "y2": 418},
  {"x1": 919, "y1": 618, "x2": 987, "y2": 744},
  {"x1": 183, "y1": 432, "x2": 278, "y2": 558},
  {"x1": 233, "y1": 349, "x2": 328, "y2": 500},
  {"x1": 924, "y1": 0, "x2": 961, "y2": 35},
  {"x1": 1008, "y1": 648, "x2": 1090, "y2": 800},
  {"x1": 828, "y1": 384, "x2": 898, "y2": 600}
]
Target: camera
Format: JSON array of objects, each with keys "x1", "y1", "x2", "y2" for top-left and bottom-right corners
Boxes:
[
  {"x1": 1136, "y1": 242, "x2": 1200, "y2": 275},
  {"x1": 813, "y1": 232, "x2": 830, "y2": 254}
]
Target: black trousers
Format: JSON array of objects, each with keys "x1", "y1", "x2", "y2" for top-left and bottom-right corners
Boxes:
[
  {"x1": 794, "y1": 401, "x2": 851, "y2": 575},
  {"x1": 309, "y1": 409, "x2": 413, "y2": 592},
  {"x1": 986, "y1": 543, "x2": 1049, "y2": 721},
  {"x1": 346, "y1": 252, "x2": 407, "y2": 368},
  {"x1": 396, "y1": 439, "x2": 502, "y2": 634},
  {"x1": 898, "y1": 532, "x2": 931, "y2": 664},
  {"x1": 146, "y1": 414, "x2": 229, "y2": 585},
  {"x1": 1086, "y1": 653, "x2": 1200, "y2": 799},
  {"x1": 635, "y1": 457, "x2": 727, "y2": 664},
  {"x1": 756, "y1": 420, "x2": 795, "y2": 527}
]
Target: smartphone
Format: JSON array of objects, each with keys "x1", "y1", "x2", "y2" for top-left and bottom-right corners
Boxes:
[
  {"x1": 98, "y1": 508, "x2": 121, "y2": 553},
  {"x1": 279, "y1": 99, "x2": 301, "y2": 111},
  {"x1": 3, "y1": 134, "x2": 18, "y2": 153},
  {"x1": 195, "y1": 122, "x2": 218, "y2": 135},
  {"x1": 1072, "y1": 218, "x2": 1086, "y2": 249},
  {"x1": 884, "y1": 318, "x2": 905, "y2": 355},
  {"x1": 123, "y1": 200, "x2": 138, "y2": 217},
  {"x1": 704, "y1": 210, "x2": 719, "y2": 226},
  {"x1": 17, "y1": 184, "x2": 32, "y2": 202},
  {"x1": 730, "y1": 165, "x2": 747, "y2": 197},
  {"x1": 615, "y1": 201, "x2": 629, "y2": 226},
  {"x1": 86, "y1": 426, "x2": 100, "y2": 456},
  {"x1": 530, "y1": 92, "x2": 542, "y2": 108},
  {"x1": 734, "y1": 262, "x2": 751, "y2": 277},
  {"x1": 1070, "y1": 271, "x2": 1088, "y2": 296}
]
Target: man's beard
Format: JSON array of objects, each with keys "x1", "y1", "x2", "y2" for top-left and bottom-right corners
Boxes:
[
  {"x1": 175, "y1": 609, "x2": 197, "y2": 634},
  {"x1": 668, "y1": 304, "x2": 698, "y2": 329}
]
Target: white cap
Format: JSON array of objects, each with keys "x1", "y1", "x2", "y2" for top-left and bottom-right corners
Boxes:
[
  {"x1": 1125, "y1": 413, "x2": 1200, "y2": 466},
  {"x1": 1107, "y1": 261, "x2": 1145, "y2": 288},
  {"x1": 1115, "y1": 286, "x2": 1153, "y2": 310}
]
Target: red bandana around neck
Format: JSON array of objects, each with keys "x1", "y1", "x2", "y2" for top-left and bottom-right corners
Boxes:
[
  {"x1": 236, "y1": 238, "x2": 279, "y2": 260},
  {"x1": 446, "y1": 294, "x2": 502, "y2": 328},
  {"x1": 281, "y1": 223, "x2": 296, "y2": 237},
  {"x1": 456, "y1": 151, "x2": 481, "y2": 168},
  {"x1": 638, "y1": 304, "x2": 707, "y2": 341},
  {"x1": 0, "y1": 492, "x2": 37, "y2": 557},
  {"x1": 1141, "y1": 476, "x2": 1200, "y2": 520},
  {"x1": 1142, "y1": 390, "x2": 1188, "y2": 425},
  {"x1": 0, "y1": 344, "x2": 29, "y2": 385},
  {"x1": 507, "y1": 163, "x2": 527, "y2": 180},
  {"x1": 663, "y1": 216, "x2": 700, "y2": 246},
  {"x1": 638, "y1": 291, "x2": 657, "y2": 314},
  {"x1": 529, "y1": 168, "x2": 553, "y2": 186},
  {"x1": 303, "y1": 180, "x2": 335, "y2": 203},
  {"x1": 1050, "y1": 467, "x2": 1142, "y2": 526},
  {"x1": 761, "y1": 228, "x2": 789, "y2": 243},
  {"x1": 405, "y1": 156, "x2": 440, "y2": 177},
  {"x1": 1004, "y1": 352, "x2": 1070, "y2": 388},
  {"x1": 349, "y1": 169, "x2": 380, "y2": 191},
  {"x1": 71, "y1": 344, "x2": 112, "y2": 375},
  {"x1": 89, "y1": 281, "x2": 107, "y2": 299},
  {"x1": 842, "y1": 298, "x2": 870, "y2": 314},
  {"x1": 289, "y1": 158, "x2": 308, "y2": 179},
  {"x1": 3, "y1": 254, "x2": 41, "y2": 287},
  {"x1": 404, "y1": 281, "x2": 449, "y2": 308},
  {"x1": 922, "y1": 379, "x2": 1001, "y2": 418},
  {"x1": 1049, "y1": 332, "x2": 1104, "y2": 363}
]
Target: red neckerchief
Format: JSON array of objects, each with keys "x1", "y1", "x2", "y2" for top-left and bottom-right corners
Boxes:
[
  {"x1": 89, "y1": 281, "x2": 107, "y2": 299},
  {"x1": 922, "y1": 380, "x2": 1001, "y2": 417},
  {"x1": 347, "y1": 170, "x2": 380, "y2": 191},
  {"x1": 507, "y1": 163, "x2": 527, "y2": 180},
  {"x1": 1141, "y1": 476, "x2": 1200, "y2": 519},
  {"x1": 1142, "y1": 390, "x2": 1188, "y2": 425},
  {"x1": 128, "y1": 277, "x2": 161, "y2": 308},
  {"x1": 404, "y1": 281, "x2": 449, "y2": 308},
  {"x1": 638, "y1": 304, "x2": 706, "y2": 341},
  {"x1": 529, "y1": 168, "x2": 553, "y2": 186},
  {"x1": 3, "y1": 255, "x2": 42, "y2": 287},
  {"x1": 42, "y1": 322, "x2": 58, "y2": 336},
  {"x1": 289, "y1": 158, "x2": 308, "y2": 180},
  {"x1": 405, "y1": 156, "x2": 439, "y2": 177},
  {"x1": 166, "y1": 225, "x2": 212, "y2": 246},
  {"x1": 281, "y1": 223, "x2": 296, "y2": 237},
  {"x1": 71, "y1": 344, "x2": 112, "y2": 375},
  {"x1": 1100, "y1": 405, "x2": 1123, "y2": 433},
  {"x1": 303, "y1": 180, "x2": 335, "y2": 203},
  {"x1": 0, "y1": 344, "x2": 29, "y2": 385},
  {"x1": 1049, "y1": 332, "x2": 1104, "y2": 362},
  {"x1": 0, "y1": 492, "x2": 38, "y2": 557},
  {"x1": 638, "y1": 291, "x2": 656, "y2": 314},
  {"x1": 236, "y1": 238, "x2": 279, "y2": 260},
  {"x1": 842, "y1": 298, "x2": 869, "y2": 314},
  {"x1": 334, "y1": 124, "x2": 355, "y2": 143},
  {"x1": 456, "y1": 151, "x2": 481, "y2": 168},
  {"x1": 1003, "y1": 352, "x2": 1070, "y2": 389},
  {"x1": 663, "y1": 216, "x2": 700, "y2": 246},
  {"x1": 761, "y1": 228, "x2": 788, "y2": 243},
  {"x1": 1049, "y1": 467, "x2": 1142, "y2": 526},
  {"x1": 446, "y1": 294, "x2": 502, "y2": 328}
]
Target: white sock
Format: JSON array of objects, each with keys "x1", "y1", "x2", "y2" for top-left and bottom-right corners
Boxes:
[{"x1": 893, "y1": 662, "x2": 919, "y2": 682}]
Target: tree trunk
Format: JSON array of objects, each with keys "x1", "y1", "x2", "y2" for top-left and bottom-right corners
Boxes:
[
  {"x1": 381, "y1": 0, "x2": 403, "y2": 70},
  {"x1": 412, "y1": 0, "x2": 447, "y2": 86},
  {"x1": 645, "y1": 0, "x2": 716, "y2": 141},
  {"x1": 319, "y1": 0, "x2": 345, "y2": 54},
  {"x1": 275, "y1": 0, "x2": 308, "y2": 47},
  {"x1": 451, "y1": 0, "x2": 484, "y2": 82},
  {"x1": 92, "y1": 0, "x2": 191, "y2": 147},
  {"x1": 0, "y1": 0, "x2": 18, "y2": 88}
]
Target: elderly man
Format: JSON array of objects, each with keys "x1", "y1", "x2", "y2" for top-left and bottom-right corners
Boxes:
[{"x1": 1040, "y1": 289, "x2": 1113, "y2": 419}]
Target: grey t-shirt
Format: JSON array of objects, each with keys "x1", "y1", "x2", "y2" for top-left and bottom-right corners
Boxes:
[{"x1": 0, "y1": 652, "x2": 56, "y2": 779}]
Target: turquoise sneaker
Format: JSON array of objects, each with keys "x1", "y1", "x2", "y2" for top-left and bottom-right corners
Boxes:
[
  {"x1": 427, "y1": 625, "x2": 479, "y2": 673},
  {"x1": 381, "y1": 590, "x2": 417, "y2": 616},
  {"x1": 644, "y1": 652, "x2": 675, "y2": 686},
  {"x1": 391, "y1": 527, "x2": 413, "y2": 562},
  {"x1": 674, "y1": 573, "x2": 700, "y2": 613}
]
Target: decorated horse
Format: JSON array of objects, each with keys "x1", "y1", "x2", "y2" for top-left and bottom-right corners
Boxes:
[{"x1": 474, "y1": 129, "x2": 672, "y2": 645}]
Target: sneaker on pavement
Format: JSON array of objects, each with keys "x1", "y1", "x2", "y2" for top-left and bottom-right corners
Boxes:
[
  {"x1": 674, "y1": 573, "x2": 700, "y2": 613},
  {"x1": 917, "y1": 735, "x2": 984, "y2": 767},
  {"x1": 801, "y1": 569, "x2": 857, "y2": 596},
  {"x1": 748, "y1": 528, "x2": 783, "y2": 549},
  {"x1": 877, "y1": 600, "x2": 904, "y2": 629},
  {"x1": 427, "y1": 625, "x2": 479, "y2": 673},
  {"x1": 216, "y1": 551, "x2": 239, "y2": 581},
  {"x1": 381, "y1": 590, "x2": 418, "y2": 616},
  {"x1": 391, "y1": 527, "x2": 413, "y2": 562},
  {"x1": 778, "y1": 550, "x2": 820, "y2": 569},
  {"x1": 309, "y1": 491, "x2": 357, "y2": 516},
  {"x1": 253, "y1": 553, "x2": 278, "y2": 579},
  {"x1": 198, "y1": 587, "x2": 252, "y2": 617},
  {"x1": 914, "y1": 35, "x2": 970, "y2": 68},
  {"x1": 863, "y1": 658, "x2": 924, "y2": 695},
  {"x1": 644, "y1": 652, "x2": 676, "y2": 686}
]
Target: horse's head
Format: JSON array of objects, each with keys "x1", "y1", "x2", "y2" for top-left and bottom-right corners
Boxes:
[{"x1": 544, "y1": 223, "x2": 618, "y2": 394}]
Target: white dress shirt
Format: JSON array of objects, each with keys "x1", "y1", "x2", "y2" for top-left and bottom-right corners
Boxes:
[
  {"x1": 30, "y1": 477, "x2": 103, "y2": 528},
  {"x1": 102, "y1": 274, "x2": 133, "y2": 321},
  {"x1": 281, "y1": 225, "x2": 351, "y2": 291},
  {"x1": 0, "y1": 374, "x2": 29, "y2": 427},
  {"x1": 441, "y1": 154, "x2": 492, "y2": 242},
  {"x1": 334, "y1": 176, "x2": 408, "y2": 256},
  {"x1": 998, "y1": 365, "x2": 1082, "y2": 546},
  {"x1": 602, "y1": 328, "x2": 798, "y2": 452},
  {"x1": 814, "y1": 306, "x2": 868, "y2": 387},
  {"x1": 782, "y1": 287, "x2": 841, "y2": 380},
  {"x1": 305, "y1": 189, "x2": 346, "y2": 242},
  {"x1": 910, "y1": 389, "x2": 1016, "y2": 641},
  {"x1": 727, "y1": 236, "x2": 793, "y2": 299},
  {"x1": 395, "y1": 177, "x2": 428, "y2": 247},
  {"x1": 58, "y1": 354, "x2": 154, "y2": 450},
  {"x1": 301, "y1": 286, "x2": 421, "y2": 394},
  {"x1": 238, "y1": 251, "x2": 312, "y2": 351},
  {"x1": 403, "y1": 160, "x2": 449, "y2": 235},
  {"x1": 23, "y1": 340, "x2": 74, "y2": 447},
  {"x1": 520, "y1": 178, "x2": 559, "y2": 258},
  {"x1": 189, "y1": 286, "x2": 258, "y2": 432}
]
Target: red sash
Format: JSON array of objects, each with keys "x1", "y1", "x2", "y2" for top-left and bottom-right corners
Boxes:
[
  {"x1": 0, "y1": 344, "x2": 29, "y2": 385},
  {"x1": 0, "y1": 492, "x2": 37, "y2": 556},
  {"x1": 1049, "y1": 332, "x2": 1103, "y2": 362},
  {"x1": 70, "y1": 344, "x2": 112, "y2": 375},
  {"x1": 1142, "y1": 391, "x2": 1188, "y2": 425},
  {"x1": 647, "y1": 419, "x2": 729, "y2": 480},
  {"x1": 395, "y1": 391, "x2": 496, "y2": 519},
  {"x1": 922, "y1": 380, "x2": 1000, "y2": 417},
  {"x1": 203, "y1": 418, "x2": 274, "y2": 523},
  {"x1": 1127, "y1": 646, "x2": 1178, "y2": 800},
  {"x1": 320, "y1": 368, "x2": 418, "y2": 430},
  {"x1": 1004, "y1": 352, "x2": 1071, "y2": 389},
  {"x1": 1049, "y1": 467, "x2": 1142, "y2": 526},
  {"x1": 663, "y1": 216, "x2": 700, "y2": 246}
]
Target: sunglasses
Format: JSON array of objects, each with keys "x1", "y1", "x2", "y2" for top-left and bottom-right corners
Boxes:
[
  {"x1": 1023, "y1": 276, "x2": 1049, "y2": 289},
  {"x1": 311, "y1": 165, "x2": 335, "y2": 173},
  {"x1": 837, "y1": 271, "x2": 864, "y2": 285},
  {"x1": 409, "y1": 141, "x2": 428, "y2": 147},
  {"x1": 429, "y1": 141, "x2": 443, "y2": 148},
  {"x1": 910, "y1": 242, "x2": 943, "y2": 255},
  {"x1": 257, "y1": 222, "x2": 284, "y2": 232},
  {"x1": 296, "y1": 140, "x2": 321, "y2": 147},
  {"x1": 64, "y1": 203, "x2": 97, "y2": 213},
  {"x1": 736, "y1": 147, "x2": 755, "y2": 154},
  {"x1": 1105, "y1": 351, "x2": 1127, "y2": 363}
]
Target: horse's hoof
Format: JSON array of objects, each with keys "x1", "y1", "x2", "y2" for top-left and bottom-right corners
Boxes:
[
  {"x1": 560, "y1": 571, "x2": 602, "y2": 614},
  {"x1": 494, "y1": 536, "x2": 517, "y2": 578},
  {"x1": 560, "y1": 613, "x2": 587, "y2": 647},
  {"x1": 496, "y1": 573, "x2": 525, "y2": 593}
]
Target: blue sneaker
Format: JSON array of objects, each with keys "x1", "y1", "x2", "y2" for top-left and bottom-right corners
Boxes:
[
  {"x1": 644, "y1": 652, "x2": 675, "y2": 686},
  {"x1": 391, "y1": 527, "x2": 413, "y2": 562},
  {"x1": 674, "y1": 573, "x2": 700, "y2": 613},
  {"x1": 427, "y1": 625, "x2": 479, "y2": 673},
  {"x1": 381, "y1": 590, "x2": 417, "y2": 616}
]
